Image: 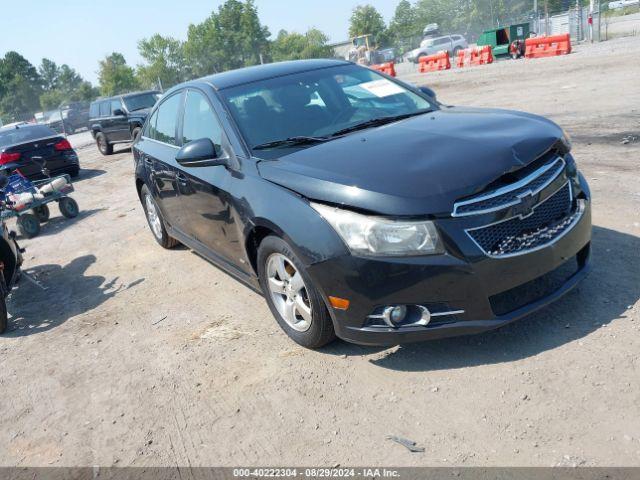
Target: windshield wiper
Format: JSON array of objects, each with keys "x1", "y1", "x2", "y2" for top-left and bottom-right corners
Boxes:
[
  {"x1": 253, "y1": 136, "x2": 330, "y2": 150},
  {"x1": 327, "y1": 110, "x2": 433, "y2": 138}
]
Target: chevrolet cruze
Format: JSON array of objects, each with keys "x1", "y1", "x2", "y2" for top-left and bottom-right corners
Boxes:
[{"x1": 133, "y1": 59, "x2": 591, "y2": 348}]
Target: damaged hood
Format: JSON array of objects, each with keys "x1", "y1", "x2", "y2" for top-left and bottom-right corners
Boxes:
[{"x1": 257, "y1": 106, "x2": 564, "y2": 216}]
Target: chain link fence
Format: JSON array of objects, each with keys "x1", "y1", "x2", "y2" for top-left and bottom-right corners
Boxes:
[{"x1": 0, "y1": 101, "x2": 90, "y2": 138}]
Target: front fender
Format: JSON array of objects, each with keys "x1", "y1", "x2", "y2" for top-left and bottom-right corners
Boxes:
[{"x1": 238, "y1": 173, "x2": 348, "y2": 267}]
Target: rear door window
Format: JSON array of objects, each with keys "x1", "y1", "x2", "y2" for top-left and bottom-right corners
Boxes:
[
  {"x1": 89, "y1": 103, "x2": 99, "y2": 118},
  {"x1": 152, "y1": 93, "x2": 182, "y2": 145},
  {"x1": 99, "y1": 101, "x2": 111, "y2": 117},
  {"x1": 143, "y1": 110, "x2": 158, "y2": 139}
]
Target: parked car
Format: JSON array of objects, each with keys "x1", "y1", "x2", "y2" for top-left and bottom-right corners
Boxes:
[
  {"x1": 40, "y1": 110, "x2": 66, "y2": 135},
  {"x1": 60, "y1": 101, "x2": 90, "y2": 134},
  {"x1": 0, "y1": 124, "x2": 80, "y2": 179},
  {"x1": 406, "y1": 34, "x2": 468, "y2": 62},
  {"x1": 89, "y1": 90, "x2": 161, "y2": 155},
  {"x1": 133, "y1": 59, "x2": 591, "y2": 349}
]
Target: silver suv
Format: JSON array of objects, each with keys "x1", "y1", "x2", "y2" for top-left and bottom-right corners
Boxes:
[{"x1": 406, "y1": 35, "x2": 468, "y2": 63}]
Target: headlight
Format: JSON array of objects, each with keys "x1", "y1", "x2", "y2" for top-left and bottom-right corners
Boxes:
[{"x1": 311, "y1": 203, "x2": 443, "y2": 257}]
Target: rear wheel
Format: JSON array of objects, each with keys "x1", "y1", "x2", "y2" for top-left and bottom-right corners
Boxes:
[
  {"x1": 257, "y1": 236, "x2": 335, "y2": 349},
  {"x1": 33, "y1": 204, "x2": 50, "y2": 222},
  {"x1": 96, "y1": 132, "x2": 113, "y2": 155},
  {"x1": 59, "y1": 197, "x2": 79, "y2": 218},
  {"x1": 140, "y1": 184, "x2": 178, "y2": 249},
  {"x1": 17, "y1": 214, "x2": 41, "y2": 238}
]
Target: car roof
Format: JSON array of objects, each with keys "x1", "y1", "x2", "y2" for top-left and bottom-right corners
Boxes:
[
  {"x1": 91, "y1": 90, "x2": 160, "y2": 104},
  {"x1": 0, "y1": 123, "x2": 51, "y2": 133},
  {"x1": 191, "y1": 59, "x2": 350, "y2": 91}
]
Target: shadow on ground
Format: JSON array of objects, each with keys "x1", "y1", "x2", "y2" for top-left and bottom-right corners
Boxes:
[
  {"x1": 324, "y1": 226, "x2": 640, "y2": 371},
  {"x1": 17, "y1": 208, "x2": 104, "y2": 239},
  {"x1": 74, "y1": 168, "x2": 106, "y2": 182},
  {"x1": 5, "y1": 254, "x2": 144, "y2": 336}
]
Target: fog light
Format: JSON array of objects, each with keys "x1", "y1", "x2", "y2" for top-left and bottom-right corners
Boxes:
[{"x1": 386, "y1": 305, "x2": 407, "y2": 325}]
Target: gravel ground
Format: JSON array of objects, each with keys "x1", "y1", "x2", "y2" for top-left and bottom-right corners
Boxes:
[{"x1": 0, "y1": 36, "x2": 639, "y2": 468}]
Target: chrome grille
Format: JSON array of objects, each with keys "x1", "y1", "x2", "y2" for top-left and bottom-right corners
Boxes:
[
  {"x1": 453, "y1": 157, "x2": 565, "y2": 217},
  {"x1": 467, "y1": 182, "x2": 582, "y2": 257}
]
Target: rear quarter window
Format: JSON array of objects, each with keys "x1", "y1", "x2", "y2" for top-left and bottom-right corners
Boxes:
[{"x1": 89, "y1": 103, "x2": 99, "y2": 118}]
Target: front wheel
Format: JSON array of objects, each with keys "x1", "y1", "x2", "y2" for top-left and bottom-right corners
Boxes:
[{"x1": 257, "y1": 236, "x2": 336, "y2": 349}]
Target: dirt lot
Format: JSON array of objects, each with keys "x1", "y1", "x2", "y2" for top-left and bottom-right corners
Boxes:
[{"x1": 1, "y1": 36, "x2": 639, "y2": 468}]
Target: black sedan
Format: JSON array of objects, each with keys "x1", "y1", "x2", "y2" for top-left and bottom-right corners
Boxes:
[
  {"x1": 0, "y1": 124, "x2": 80, "y2": 179},
  {"x1": 133, "y1": 59, "x2": 591, "y2": 348}
]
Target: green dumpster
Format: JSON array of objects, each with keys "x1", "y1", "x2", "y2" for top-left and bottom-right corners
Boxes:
[{"x1": 477, "y1": 23, "x2": 530, "y2": 57}]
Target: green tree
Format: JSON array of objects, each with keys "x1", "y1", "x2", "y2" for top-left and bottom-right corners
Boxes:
[
  {"x1": 0, "y1": 51, "x2": 42, "y2": 120},
  {"x1": 184, "y1": 0, "x2": 270, "y2": 76},
  {"x1": 39, "y1": 62, "x2": 97, "y2": 110},
  {"x1": 348, "y1": 4, "x2": 389, "y2": 47},
  {"x1": 271, "y1": 28, "x2": 333, "y2": 62},
  {"x1": 137, "y1": 34, "x2": 188, "y2": 90},
  {"x1": 39, "y1": 58, "x2": 60, "y2": 91},
  {"x1": 388, "y1": 0, "x2": 421, "y2": 51},
  {"x1": 98, "y1": 52, "x2": 139, "y2": 96}
]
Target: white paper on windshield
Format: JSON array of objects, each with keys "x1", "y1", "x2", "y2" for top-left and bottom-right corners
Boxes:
[{"x1": 359, "y1": 79, "x2": 405, "y2": 98}]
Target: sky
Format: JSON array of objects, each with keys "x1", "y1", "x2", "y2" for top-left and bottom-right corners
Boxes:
[{"x1": 0, "y1": 0, "x2": 399, "y2": 84}]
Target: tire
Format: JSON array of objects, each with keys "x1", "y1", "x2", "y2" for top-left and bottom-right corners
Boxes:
[
  {"x1": 416, "y1": 54, "x2": 426, "y2": 64},
  {"x1": 17, "y1": 214, "x2": 41, "y2": 238},
  {"x1": 59, "y1": 197, "x2": 79, "y2": 219},
  {"x1": 96, "y1": 132, "x2": 113, "y2": 155},
  {"x1": 132, "y1": 127, "x2": 142, "y2": 143},
  {"x1": 0, "y1": 296, "x2": 6, "y2": 334},
  {"x1": 140, "y1": 184, "x2": 178, "y2": 249},
  {"x1": 33, "y1": 204, "x2": 50, "y2": 222},
  {"x1": 257, "y1": 235, "x2": 336, "y2": 349}
]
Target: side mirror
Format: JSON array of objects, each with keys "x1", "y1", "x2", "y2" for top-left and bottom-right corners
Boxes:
[
  {"x1": 176, "y1": 138, "x2": 227, "y2": 168},
  {"x1": 419, "y1": 86, "x2": 437, "y2": 101},
  {"x1": 113, "y1": 109, "x2": 125, "y2": 116}
]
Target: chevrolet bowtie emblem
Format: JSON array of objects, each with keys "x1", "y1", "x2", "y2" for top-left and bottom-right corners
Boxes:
[{"x1": 512, "y1": 191, "x2": 537, "y2": 219}]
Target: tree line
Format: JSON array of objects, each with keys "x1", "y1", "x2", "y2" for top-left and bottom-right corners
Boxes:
[{"x1": 1, "y1": 0, "x2": 574, "y2": 121}]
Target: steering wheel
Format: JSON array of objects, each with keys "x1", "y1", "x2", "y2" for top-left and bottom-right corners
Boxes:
[{"x1": 330, "y1": 105, "x2": 357, "y2": 125}]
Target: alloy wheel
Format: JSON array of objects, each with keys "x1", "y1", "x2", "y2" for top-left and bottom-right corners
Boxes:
[
  {"x1": 144, "y1": 194, "x2": 163, "y2": 240},
  {"x1": 266, "y1": 253, "x2": 313, "y2": 332}
]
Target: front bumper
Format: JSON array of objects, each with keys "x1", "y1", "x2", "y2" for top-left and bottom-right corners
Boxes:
[{"x1": 307, "y1": 187, "x2": 592, "y2": 346}]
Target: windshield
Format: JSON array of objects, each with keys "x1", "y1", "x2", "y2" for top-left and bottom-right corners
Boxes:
[
  {"x1": 220, "y1": 64, "x2": 435, "y2": 156},
  {"x1": 0, "y1": 125, "x2": 57, "y2": 149},
  {"x1": 123, "y1": 93, "x2": 160, "y2": 112}
]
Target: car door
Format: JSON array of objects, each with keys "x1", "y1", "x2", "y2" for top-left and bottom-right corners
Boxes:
[
  {"x1": 139, "y1": 91, "x2": 187, "y2": 233},
  {"x1": 109, "y1": 98, "x2": 130, "y2": 141},
  {"x1": 98, "y1": 101, "x2": 114, "y2": 138},
  {"x1": 175, "y1": 88, "x2": 246, "y2": 270}
]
